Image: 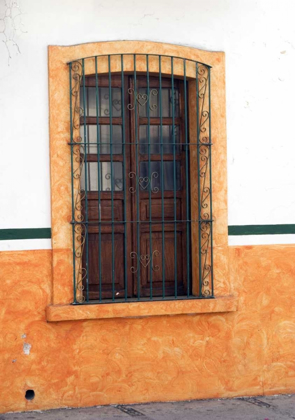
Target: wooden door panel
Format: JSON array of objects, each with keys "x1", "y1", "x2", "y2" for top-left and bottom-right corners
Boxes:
[
  {"x1": 139, "y1": 231, "x2": 187, "y2": 297},
  {"x1": 140, "y1": 198, "x2": 182, "y2": 221},
  {"x1": 86, "y1": 232, "x2": 125, "y2": 300},
  {"x1": 132, "y1": 76, "x2": 189, "y2": 298},
  {"x1": 87, "y1": 197, "x2": 123, "y2": 221}
]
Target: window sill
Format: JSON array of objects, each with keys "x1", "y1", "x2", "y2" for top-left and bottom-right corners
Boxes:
[{"x1": 46, "y1": 296, "x2": 238, "y2": 322}]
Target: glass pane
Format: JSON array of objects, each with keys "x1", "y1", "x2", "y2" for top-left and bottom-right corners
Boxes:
[
  {"x1": 101, "y1": 162, "x2": 123, "y2": 191},
  {"x1": 99, "y1": 87, "x2": 121, "y2": 117},
  {"x1": 163, "y1": 161, "x2": 181, "y2": 190},
  {"x1": 138, "y1": 87, "x2": 179, "y2": 118},
  {"x1": 80, "y1": 87, "x2": 96, "y2": 117},
  {"x1": 80, "y1": 125, "x2": 97, "y2": 154},
  {"x1": 79, "y1": 125, "x2": 122, "y2": 154},
  {"x1": 139, "y1": 161, "x2": 181, "y2": 191},
  {"x1": 139, "y1": 125, "x2": 180, "y2": 154},
  {"x1": 80, "y1": 162, "x2": 98, "y2": 192},
  {"x1": 80, "y1": 87, "x2": 122, "y2": 117},
  {"x1": 100, "y1": 126, "x2": 122, "y2": 154},
  {"x1": 81, "y1": 162, "x2": 123, "y2": 192},
  {"x1": 162, "y1": 88, "x2": 180, "y2": 118}
]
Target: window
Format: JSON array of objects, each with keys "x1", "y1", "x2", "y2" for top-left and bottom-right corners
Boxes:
[{"x1": 69, "y1": 54, "x2": 213, "y2": 303}]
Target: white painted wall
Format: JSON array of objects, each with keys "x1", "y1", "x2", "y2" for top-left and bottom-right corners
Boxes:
[{"x1": 0, "y1": 0, "x2": 294, "y2": 247}]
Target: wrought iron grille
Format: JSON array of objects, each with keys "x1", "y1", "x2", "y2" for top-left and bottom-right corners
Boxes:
[{"x1": 69, "y1": 53, "x2": 213, "y2": 304}]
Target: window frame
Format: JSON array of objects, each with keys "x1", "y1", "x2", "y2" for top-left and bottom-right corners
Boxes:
[{"x1": 47, "y1": 41, "x2": 235, "y2": 319}]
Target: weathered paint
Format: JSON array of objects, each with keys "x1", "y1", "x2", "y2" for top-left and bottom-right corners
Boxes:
[{"x1": 1, "y1": 245, "x2": 295, "y2": 413}]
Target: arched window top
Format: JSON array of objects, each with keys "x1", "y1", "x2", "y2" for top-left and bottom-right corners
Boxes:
[{"x1": 49, "y1": 40, "x2": 222, "y2": 73}]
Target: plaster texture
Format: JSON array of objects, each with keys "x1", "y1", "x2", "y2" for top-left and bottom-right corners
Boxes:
[{"x1": 1, "y1": 245, "x2": 295, "y2": 413}]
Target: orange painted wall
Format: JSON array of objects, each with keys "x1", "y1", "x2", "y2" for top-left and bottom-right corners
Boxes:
[{"x1": 1, "y1": 245, "x2": 295, "y2": 413}]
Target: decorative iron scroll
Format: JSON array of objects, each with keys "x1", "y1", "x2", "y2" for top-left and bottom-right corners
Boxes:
[
  {"x1": 71, "y1": 60, "x2": 86, "y2": 303},
  {"x1": 104, "y1": 173, "x2": 123, "y2": 191},
  {"x1": 103, "y1": 93, "x2": 121, "y2": 116},
  {"x1": 127, "y1": 88, "x2": 158, "y2": 111},
  {"x1": 197, "y1": 64, "x2": 212, "y2": 297},
  {"x1": 71, "y1": 61, "x2": 83, "y2": 131},
  {"x1": 129, "y1": 171, "x2": 159, "y2": 194},
  {"x1": 74, "y1": 223, "x2": 86, "y2": 302},
  {"x1": 130, "y1": 250, "x2": 160, "y2": 273}
]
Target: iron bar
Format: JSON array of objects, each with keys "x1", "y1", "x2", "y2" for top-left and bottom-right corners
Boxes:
[
  {"x1": 159, "y1": 55, "x2": 166, "y2": 299},
  {"x1": 121, "y1": 54, "x2": 128, "y2": 301},
  {"x1": 95, "y1": 56, "x2": 102, "y2": 302},
  {"x1": 71, "y1": 219, "x2": 208, "y2": 225},
  {"x1": 208, "y1": 67, "x2": 213, "y2": 297},
  {"x1": 74, "y1": 295, "x2": 214, "y2": 305},
  {"x1": 69, "y1": 62, "x2": 77, "y2": 304},
  {"x1": 68, "y1": 142, "x2": 209, "y2": 146},
  {"x1": 171, "y1": 57, "x2": 177, "y2": 299},
  {"x1": 146, "y1": 55, "x2": 153, "y2": 300},
  {"x1": 82, "y1": 59, "x2": 89, "y2": 302},
  {"x1": 196, "y1": 63, "x2": 202, "y2": 298},
  {"x1": 134, "y1": 54, "x2": 141, "y2": 300},
  {"x1": 183, "y1": 59, "x2": 191, "y2": 297},
  {"x1": 67, "y1": 53, "x2": 212, "y2": 68},
  {"x1": 108, "y1": 55, "x2": 115, "y2": 301}
]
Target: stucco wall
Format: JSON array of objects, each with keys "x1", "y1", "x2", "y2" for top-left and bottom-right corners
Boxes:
[
  {"x1": 1, "y1": 246, "x2": 295, "y2": 413},
  {"x1": 1, "y1": 1, "x2": 295, "y2": 413},
  {"x1": 0, "y1": 0, "x2": 295, "y2": 248}
]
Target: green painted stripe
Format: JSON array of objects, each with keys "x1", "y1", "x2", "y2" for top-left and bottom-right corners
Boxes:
[
  {"x1": 228, "y1": 224, "x2": 295, "y2": 236},
  {"x1": 0, "y1": 228, "x2": 51, "y2": 241},
  {"x1": 0, "y1": 225, "x2": 294, "y2": 241}
]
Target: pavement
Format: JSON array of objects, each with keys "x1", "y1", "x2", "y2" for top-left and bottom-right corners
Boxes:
[{"x1": 1, "y1": 394, "x2": 295, "y2": 420}]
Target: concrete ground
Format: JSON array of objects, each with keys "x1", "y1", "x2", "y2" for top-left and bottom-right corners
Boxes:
[{"x1": 2, "y1": 394, "x2": 295, "y2": 420}]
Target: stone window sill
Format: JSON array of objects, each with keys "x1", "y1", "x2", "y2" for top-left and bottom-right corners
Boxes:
[{"x1": 46, "y1": 296, "x2": 238, "y2": 322}]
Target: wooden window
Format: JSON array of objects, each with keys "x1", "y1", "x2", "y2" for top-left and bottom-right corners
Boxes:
[
  {"x1": 69, "y1": 53, "x2": 213, "y2": 303},
  {"x1": 79, "y1": 74, "x2": 190, "y2": 300}
]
